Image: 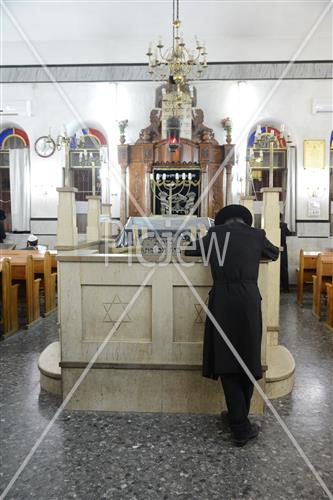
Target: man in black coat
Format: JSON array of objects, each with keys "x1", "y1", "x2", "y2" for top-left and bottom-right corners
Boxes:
[{"x1": 185, "y1": 204, "x2": 279, "y2": 446}]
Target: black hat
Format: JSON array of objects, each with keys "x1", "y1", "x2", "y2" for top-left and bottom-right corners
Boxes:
[{"x1": 214, "y1": 204, "x2": 253, "y2": 226}]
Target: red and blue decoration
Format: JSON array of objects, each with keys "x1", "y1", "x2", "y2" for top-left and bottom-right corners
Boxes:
[
  {"x1": 248, "y1": 126, "x2": 286, "y2": 148},
  {"x1": 0, "y1": 128, "x2": 30, "y2": 149},
  {"x1": 70, "y1": 128, "x2": 107, "y2": 149}
]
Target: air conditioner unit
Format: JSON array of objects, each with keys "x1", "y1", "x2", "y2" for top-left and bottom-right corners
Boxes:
[
  {"x1": 312, "y1": 99, "x2": 333, "y2": 114},
  {"x1": 0, "y1": 100, "x2": 31, "y2": 117}
]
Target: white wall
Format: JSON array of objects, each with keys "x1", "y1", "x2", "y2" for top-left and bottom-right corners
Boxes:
[
  {"x1": 3, "y1": 1, "x2": 331, "y2": 64},
  {"x1": 2, "y1": 78, "x2": 332, "y2": 226}
]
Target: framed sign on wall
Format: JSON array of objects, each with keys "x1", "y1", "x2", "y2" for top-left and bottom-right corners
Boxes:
[{"x1": 304, "y1": 139, "x2": 325, "y2": 169}]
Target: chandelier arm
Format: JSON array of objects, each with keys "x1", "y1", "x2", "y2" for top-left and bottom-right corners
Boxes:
[{"x1": 173, "y1": 0, "x2": 175, "y2": 52}]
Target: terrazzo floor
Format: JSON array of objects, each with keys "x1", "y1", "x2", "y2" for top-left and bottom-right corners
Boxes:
[{"x1": 0, "y1": 293, "x2": 332, "y2": 500}]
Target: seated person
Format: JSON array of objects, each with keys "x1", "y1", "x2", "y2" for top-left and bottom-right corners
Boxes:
[
  {"x1": 22, "y1": 234, "x2": 39, "y2": 250},
  {"x1": 0, "y1": 210, "x2": 6, "y2": 243}
]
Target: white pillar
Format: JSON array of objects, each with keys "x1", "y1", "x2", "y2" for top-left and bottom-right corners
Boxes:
[
  {"x1": 145, "y1": 165, "x2": 152, "y2": 216},
  {"x1": 261, "y1": 187, "x2": 281, "y2": 345},
  {"x1": 86, "y1": 196, "x2": 101, "y2": 242},
  {"x1": 200, "y1": 165, "x2": 208, "y2": 217},
  {"x1": 120, "y1": 165, "x2": 127, "y2": 225},
  {"x1": 100, "y1": 203, "x2": 112, "y2": 240},
  {"x1": 56, "y1": 187, "x2": 78, "y2": 248},
  {"x1": 240, "y1": 195, "x2": 255, "y2": 227}
]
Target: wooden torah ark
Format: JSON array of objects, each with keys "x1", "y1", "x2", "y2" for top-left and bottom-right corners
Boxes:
[{"x1": 118, "y1": 125, "x2": 235, "y2": 220}]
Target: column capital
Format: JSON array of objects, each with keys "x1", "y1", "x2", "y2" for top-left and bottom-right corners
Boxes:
[
  {"x1": 240, "y1": 195, "x2": 256, "y2": 201},
  {"x1": 260, "y1": 187, "x2": 282, "y2": 193},
  {"x1": 56, "y1": 187, "x2": 78, "y2": 193},
  {"x1": 86, "y1": 195, "x2": 101, "y2": 201}
]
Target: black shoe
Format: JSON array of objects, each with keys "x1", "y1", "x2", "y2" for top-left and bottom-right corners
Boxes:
[
  {"x1": 233, "y1": 423, "x2": 260, "y2": 447},
  {"x1": 220, "y1": 411, "x2": 229, "y2": 426}
]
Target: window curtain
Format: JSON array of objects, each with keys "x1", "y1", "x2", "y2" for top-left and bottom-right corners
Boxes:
[
  {"x1": 284, "y1": 145, "x2": 296, "y2": 232},
  {"x1": 9, "y1": 148, "x2": 31, "y2": 232}
]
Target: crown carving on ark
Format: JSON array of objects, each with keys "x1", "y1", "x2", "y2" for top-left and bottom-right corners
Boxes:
[
  {"x1": 135, "y1": 108, "x2": 218, "y2": 145},
  {"x1": 136, "y1": 110, "x2": 162, "y2": 144}
]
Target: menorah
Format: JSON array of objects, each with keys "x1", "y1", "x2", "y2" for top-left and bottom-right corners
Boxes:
[{"x1": 150, "y1": 172, "x2": 200, "y2": 215}]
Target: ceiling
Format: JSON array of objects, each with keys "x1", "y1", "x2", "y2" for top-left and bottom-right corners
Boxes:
[{"x1": 2, "y1": 0, "x2": 332, "y2": 65}]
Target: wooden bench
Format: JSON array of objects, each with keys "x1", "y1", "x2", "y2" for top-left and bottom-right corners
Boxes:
[
  {"x1": 0, "y1": 250, "x2": 57, "y2": 317},
  {"x1": 296, "y1": 250, "x2": 320, "y2": 305},
  {"x1": 9, "y1": 255, "x2": 42, "y2": 327},
  {"x1": 43, "y1": 251, "x2": 57, "y2": 315},
  {"x1": 326, "y1": 282, "x2": 333, "y2": 331},
  {"x1": 0, "y1": 243, "x2": 16, "y2": 250},
  {"x1": 1, "y1": 258, "x2": 19, "y2": 336},
  {"x1": 312, "y1": 254, "x2": 333, "y2": 319}
]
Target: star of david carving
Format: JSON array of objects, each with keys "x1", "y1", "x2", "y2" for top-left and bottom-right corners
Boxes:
[
  {"x1": 102, "y1": 295, "x2": 132, "y2": 324},
  {"x1": 194, "y1": 295, "x2": 209, "y2": 324}
]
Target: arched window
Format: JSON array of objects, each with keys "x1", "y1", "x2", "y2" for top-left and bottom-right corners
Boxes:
[
  {"x1": 246, "y1": 125, "x2": 287, "y2": 202},
  {"x1": 69, "y1": 127, "x2": 107, "y2": 202},
  {"x1": 0, "y1": 127, "x2": 30, "y2": 232}
]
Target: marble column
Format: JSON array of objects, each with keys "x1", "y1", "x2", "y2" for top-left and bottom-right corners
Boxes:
[
  {"x1": 240, "y1": 195, "x2": 255, "y2": 227},
  {"x1": 200, "y1": 164, "x2": 209, "y2": 217},
  {"x1": 118, "y1": 145, "x2": 129, "y2": 226},
  {"x1": 261, "y1": 187, "x2": 281, "y2": 345},
  {"x1": 225, "y1": 164, "x2": 233, "y2": 206},
  {"x1": 56, "y1": 187, "x2": 78, "y2": 249},
  {"x1": 120, "y1": 165, "x2": 127, "y2": 226},
  {"x1": 144, "y1": 164, "x2": 152, "y2": 216},
  {"x1": 101, "y1": 203, "x2": 112, "y2": 216},
  {"x1": 100, "y1": 203, "x2": 112, "y2": 240},
  {"x1": 86, "y1": 196, "x2": 101, "y2": 242}
]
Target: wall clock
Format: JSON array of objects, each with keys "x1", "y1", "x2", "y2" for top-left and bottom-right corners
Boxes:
[{"x1": 34, "y1": 136, "x2": 56, "y2": 158}]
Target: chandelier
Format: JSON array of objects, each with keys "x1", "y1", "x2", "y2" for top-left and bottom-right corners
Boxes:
[{"x1": 146, "y1": 0, "x2": 208, "y2": 87}]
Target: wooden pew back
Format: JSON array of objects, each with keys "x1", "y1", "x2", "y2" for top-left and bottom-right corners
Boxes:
[
  {"x1": 10, "y1": 255, "x2": 42, "y2": 326},
  {"x1": 326, "y1": 283, "x2": 333, "y2": 331},
  {"x1": 0, "y1": 249, "x2": 57, "y2": 318},
  {"x1": 312, "y1": 254, "x2": 333, "y2": 318},
  {"x1": 297, "y1": 250, "x2": 320, "y2": 305},
  {"x1": 1, "y1": 258, "x2": 19, "y2": 335}
]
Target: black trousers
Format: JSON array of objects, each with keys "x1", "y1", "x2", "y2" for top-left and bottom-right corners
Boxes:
[
  {"x1": 220, "y1": 373, "x2": 254, "y2": 438},
  {"x1": 280, "y1": 251, "x2": 289, "y2": 292}
]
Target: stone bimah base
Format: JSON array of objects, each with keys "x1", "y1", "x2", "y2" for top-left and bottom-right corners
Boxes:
[{"x1": 39, "y1": 240, "x2": 273, "y2": 414}]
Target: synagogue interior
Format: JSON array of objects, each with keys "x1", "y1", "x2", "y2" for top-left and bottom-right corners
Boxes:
[{"x1": 0, "y1": 1, "x2": 332, "y2": 498}]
